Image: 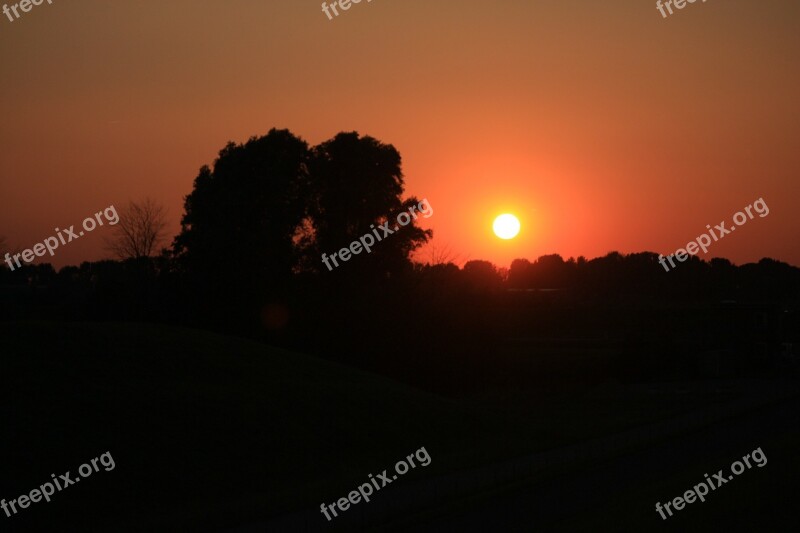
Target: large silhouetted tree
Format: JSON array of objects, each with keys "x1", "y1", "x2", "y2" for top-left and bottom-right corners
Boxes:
[
  {"x1": 171, "y1": 128, "x2": 433, "y2": 327},
  {"x1": 172, "y1": 129, "x2": 311, "y2": 314},
  {"x1": 308, "y1": 132, "x2": 431, "y2": 277}
]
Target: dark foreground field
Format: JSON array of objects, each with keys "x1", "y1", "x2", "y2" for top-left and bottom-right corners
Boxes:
[{"x1": 1, "y1": 322, "x2": 798, "y2": 532}]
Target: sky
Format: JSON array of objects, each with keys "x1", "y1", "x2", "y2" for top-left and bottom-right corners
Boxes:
[{"x1": 1, "y1": 0, "x2": 799, "y2": 269}]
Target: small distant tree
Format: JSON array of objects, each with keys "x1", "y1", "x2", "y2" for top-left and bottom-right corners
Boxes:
[
  {"x1": 106, "y1": 198, "x2": 168, "y2": 259},
  {"x1": 508, "y1": 258, "x2": 533, "y2": 288},
  {"x1": 462, "y1": 260, "x2": 503, "y2": 292}
]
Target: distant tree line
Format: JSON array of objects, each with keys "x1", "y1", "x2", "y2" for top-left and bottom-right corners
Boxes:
[{"x1": 2, "y1": 128, "x2": 799, "y2": 391}]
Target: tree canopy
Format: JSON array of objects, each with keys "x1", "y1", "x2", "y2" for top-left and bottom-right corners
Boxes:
[{"x1": 172, "y1": 128, "x2": 431, "y2": 313}]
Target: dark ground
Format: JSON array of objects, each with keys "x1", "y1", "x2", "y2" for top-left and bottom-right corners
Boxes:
[{"x1": 2, "y1": 321, "x2": 797, "y2": 532}]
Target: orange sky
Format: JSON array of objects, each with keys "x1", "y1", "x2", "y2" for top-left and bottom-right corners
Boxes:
[{"x1": 1, "y1": 0, "x2": 798, "y2": 269}]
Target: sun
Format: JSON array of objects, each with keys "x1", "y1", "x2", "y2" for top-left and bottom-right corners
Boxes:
[{"x1": 493, "y1": 214, "x2": 520, "y2": 240}]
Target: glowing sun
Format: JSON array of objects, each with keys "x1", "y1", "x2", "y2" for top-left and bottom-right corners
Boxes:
[{"x1": 493, "y1": 214, "x2": 520, "y2": 240}]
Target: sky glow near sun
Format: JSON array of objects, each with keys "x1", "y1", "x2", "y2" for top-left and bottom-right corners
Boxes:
[{"x1": 0, "y1": 1, "x2": 797, "y2": 269}]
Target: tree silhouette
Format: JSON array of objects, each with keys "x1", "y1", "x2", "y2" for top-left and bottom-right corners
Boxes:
[
  {"x1": 170, "y1": 128, "x2": 437, "y2": 327},
  {"x1": 462, "y1": 260, "x2": 503, "y2": 292},
  {"x1": 508, "y1": 258, "x2": 533, "y2": 288},
  {"x1": 308, "y1": 132, "x2": 431, "y2": 277},
  {"x1": 106, "y1": 198, "x2": 168, "y2": 259},
  {"x1": 172, "y1": 129, "x2": 312, "y2": 317},
  {"x1": 425, "y1": 242, "x2": 459, "y2": 266}
]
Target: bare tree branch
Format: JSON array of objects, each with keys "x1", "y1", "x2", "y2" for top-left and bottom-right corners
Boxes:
[
  {"x1": 105, "y1": 198, "x2": 168, "y2": 260},
  {"x1": 425, "y1": 242, "x2": 459, "y2": 266}
]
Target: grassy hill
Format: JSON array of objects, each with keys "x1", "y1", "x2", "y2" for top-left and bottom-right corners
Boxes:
[
  {"x1": 3, "y1": 322, "x2": 794, "y2": 531},
  {"x1": 2, "y1": 322, "x2": 506, "y2": 531}
]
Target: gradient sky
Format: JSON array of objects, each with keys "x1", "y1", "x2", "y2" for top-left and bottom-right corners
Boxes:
[{"x1": 1, "y1": 0, "x2": 798, "y2": 269}]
